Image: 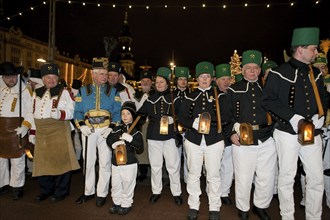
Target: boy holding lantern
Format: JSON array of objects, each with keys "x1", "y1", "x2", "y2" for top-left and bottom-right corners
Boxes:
[{"x1": 106, "y1": 101, "x2": 143, "y2": 215}]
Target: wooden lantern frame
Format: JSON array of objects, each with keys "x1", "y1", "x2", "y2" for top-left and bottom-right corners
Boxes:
[
  {"x1": 115, "y1": 144, "x2": 127, "y2": 165},
  {"x1": 298, "y1": 119, "x2": 315, "y2": 145},
  {"x1": 239, "y1": 123, "x2": 254, "y2": 145},
  {"x1": 198, "y1": 112, "x2": 211, "y2": 134}
]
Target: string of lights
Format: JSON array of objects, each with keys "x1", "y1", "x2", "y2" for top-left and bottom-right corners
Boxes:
[{"x1": 0, "y1": 0, "x2": 323, "y2": 23}]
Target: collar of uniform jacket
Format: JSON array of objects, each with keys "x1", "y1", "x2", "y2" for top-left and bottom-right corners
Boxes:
[
  {"x1": 197, "y1": 86, "x2": 212, "y2": 92},
  {"x1": 289, "y1": 57, "x2": 310, "y2": 72},
  {"x1": 35, "y1": 84, "x2": 62, "y2": 98}
]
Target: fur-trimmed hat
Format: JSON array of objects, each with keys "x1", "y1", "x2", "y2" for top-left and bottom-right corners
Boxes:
[
  {"x1": 121, "y1": 101, "x2": 137, "y2": 120},
  {"x1": 40, "y1": 63, "x2": 59, "y2": 77}
]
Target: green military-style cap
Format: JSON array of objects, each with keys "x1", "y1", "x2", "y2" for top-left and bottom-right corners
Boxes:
[
  {"x1": 235, "y1": 73, "x2": 243, "y2": 82},
  {"x1": 195, "y1": 61, "x2": 214, "y2": 78},
  {"x1": 175, "y1": 66, "x2": 189, "y2": 78},
  {"x1": 215, "y1": 64, "x2": 231, "y2": 79},
  {"x1": 291, "y1": 27, "x2": 319, "y2": 47},
  {"x1": 262, "y1": 60, "x2": 278, "y2": 73},
  {"x1": 156, "y1": 67, "x2": 171, "y2": 80},
  {"x1": 242, "y1": 50, "x2": 262, "y2": 66},
  {"x1": 314, "y1": 53, "x2": 328, "y2": 65}
]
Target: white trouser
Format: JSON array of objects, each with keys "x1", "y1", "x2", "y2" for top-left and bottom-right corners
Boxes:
[
  {"x1": 323, "y1": 137, "x2": 330, "y2": 208},
  {"x1": 185, "y1": 137, "x2": 224, "y2": 211},
  {"x1": 148, "y1": 139, "x2": 181, "y2": 196},
  {"x1": 233, "y1": 137, "x2": 276, "y2": 212},
  {"x1": 82, "y1": 127, "x2": 111, "y2": 197},
  {"x1": 111, "y1": 163, "x2": 137, "y2": 208},
  {"x1": 220, "y1": 145, "x2": 234, "y2": 197},
  {"x1": 274, "y1": 129, "x2": 324, "y2": 220},
  {"x1": 0, "y1": 154, "x2": 25, "y2": 188},
  {"x1": 273, "y1": 158, "x2": 279, "y2": 194}
]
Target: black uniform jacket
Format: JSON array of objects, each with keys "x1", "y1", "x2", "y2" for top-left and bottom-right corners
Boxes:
[
  {"x1": 106, "y1": 122, "x2": 143, "y2": 166},
  {"x1": 174, "y1": 88, "x2": 190, "y2": 104},
  {"x1": 261, "y1": 57, "x2": 328, "y2": 135},
  {"x1": 134, "y1": 88, "x2": 155, "y2": 102},
  {"x1": 177, "y1": 86, "x2": 231, "y2": 146},
  {"x1": 137, "y1": 89, "x2": 178, "y2": 141},
  {"x1": 226, "y1": 79, "x2": 274, "y2": 145}
]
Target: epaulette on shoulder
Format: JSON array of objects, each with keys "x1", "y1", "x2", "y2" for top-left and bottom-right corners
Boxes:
[{"x1": 26, "y1": 86, "x2": 33, "y2": 96}]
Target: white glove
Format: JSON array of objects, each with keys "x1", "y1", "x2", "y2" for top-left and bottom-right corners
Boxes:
[
  {"x1": 192, "y1": 117, "x2": 200, "y2": 130},
  {"x1": 50, "y1": 108, "x2": 60, "y2": 120},
  {"x1": 289, "y1": 114, "x2": 304, "y2": 133},
  {"x1": 121, "y1": 132, "x2": 133, "y2": 143},
  {"x1": 322, "y1": 127, "x2": 330, "y2": 140},
  {"x1": 29, "y1": 135, "x2": 36, "y2": 144},
  {"x1": 101, "y1": 127, "x2": 113, "y2": 139},
  {"x1": 15, "y1": 125, "x2": 29, "y2": 138},
  {"x1": 168, "y1": 116, "x2": 174, "y2": 125},
  {"x1": 80, "y1": 125, "x2": 92, "y2": 136},
  {"x1": 233, "y1": 122, "x2": 241, "y2": 136},
  {"x1": 312, "y1": 114, "x2": 325, "y2": 129},
  {"x1": 112, "y1": 140, "x2": 125, "y2": 149}
]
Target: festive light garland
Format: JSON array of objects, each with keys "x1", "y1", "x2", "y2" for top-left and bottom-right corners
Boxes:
[{"x1": 0, "y1": 0, "x2": 323, "y2": 23}]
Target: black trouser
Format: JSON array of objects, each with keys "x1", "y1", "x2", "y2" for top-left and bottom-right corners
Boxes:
[
  {"x1": 138, "y1": 164, "x2": 149, "y2": 177},
  {"x1": 38, "y1": 171, "x2": 71, "y2": 196}
]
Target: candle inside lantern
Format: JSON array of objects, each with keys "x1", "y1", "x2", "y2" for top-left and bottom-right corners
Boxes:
[
  {"x1": 178, "y1": 123, "x2": 183, "y2": 133},
  {"x1": 160, "y1": 116, "x2": 169, "y2": 135},
  {"x1": 115, "y1": 144, "x2": 127, "y2": 165},
  {"x1": 239, "y1": 123, "x2": 253, "y2": 145},
  {"x1": 298, "y1": 119, "x2": 315, "y2": 145},
  {"x1": 304, "y1": 128, "x2": 312, "y2": 141},
  {"x1": 198, "y1": 112, "x2": 211, "y2": 134}
]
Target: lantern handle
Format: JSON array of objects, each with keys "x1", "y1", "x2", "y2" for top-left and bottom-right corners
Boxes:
[{"x1": 127, "y1": 115, "x2": 141, "y2": 134}]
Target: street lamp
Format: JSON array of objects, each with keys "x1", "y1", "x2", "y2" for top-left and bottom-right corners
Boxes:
[{"x1": 37, "y1": 58, "x2": 47, "y2": 63}]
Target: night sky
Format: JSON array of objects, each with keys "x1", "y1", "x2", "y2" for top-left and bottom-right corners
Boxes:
[{"x1": 0, "y1": 0, "x2": 329, "y2": 75}]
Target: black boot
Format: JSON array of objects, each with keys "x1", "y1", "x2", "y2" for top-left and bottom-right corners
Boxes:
[{"x1": 12, "y1": 187, "x2": 23, "y2": 200}]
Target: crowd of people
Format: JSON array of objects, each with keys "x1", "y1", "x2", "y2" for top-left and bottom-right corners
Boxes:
[{"x1": 0, "y1": 27, "x2": 329, "y2": 220}]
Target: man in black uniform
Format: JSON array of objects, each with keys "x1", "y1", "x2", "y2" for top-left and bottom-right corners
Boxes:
[
  {"x1": 108, "y1": 62, "x2": 135, "y2": 105},
  {"x1": 178, "y1": 61, "x2": 230, "y2": 220},
  {"x1": 134, "y1": 70, "x2": 155, "y2": 182},
  {"x1": 261, "y1": 27, "x2": 327, "y2": 220},
  {"x1": 215, "y1": 63, "x2": 234, "y2": 206},
  {"x1": 173, "y1": 66, "x2": 190, "y2": 183},
  {"x1": 226, "y1": 50, "x2": 276, "y2": 220}
]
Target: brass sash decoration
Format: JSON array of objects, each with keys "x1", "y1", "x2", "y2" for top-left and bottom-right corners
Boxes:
[
  {"x1": 198, "y1": 112, "x2": 211, "y2": 134},
  {"x1": 115, "y1": 115, "x2": 141, "y2": 165},
  {"x1": 239, "y1": 123, "x2": 254, "y2": 145},
  {"x1": 298, "y1": 119, "x2": 315, "y2": 145},
  {"x1": 309, "y1": 64, "x2": 324, "y2": 118},
  {"x1": 160, "y1": 116, "x2": 169, "y2": 135}
]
